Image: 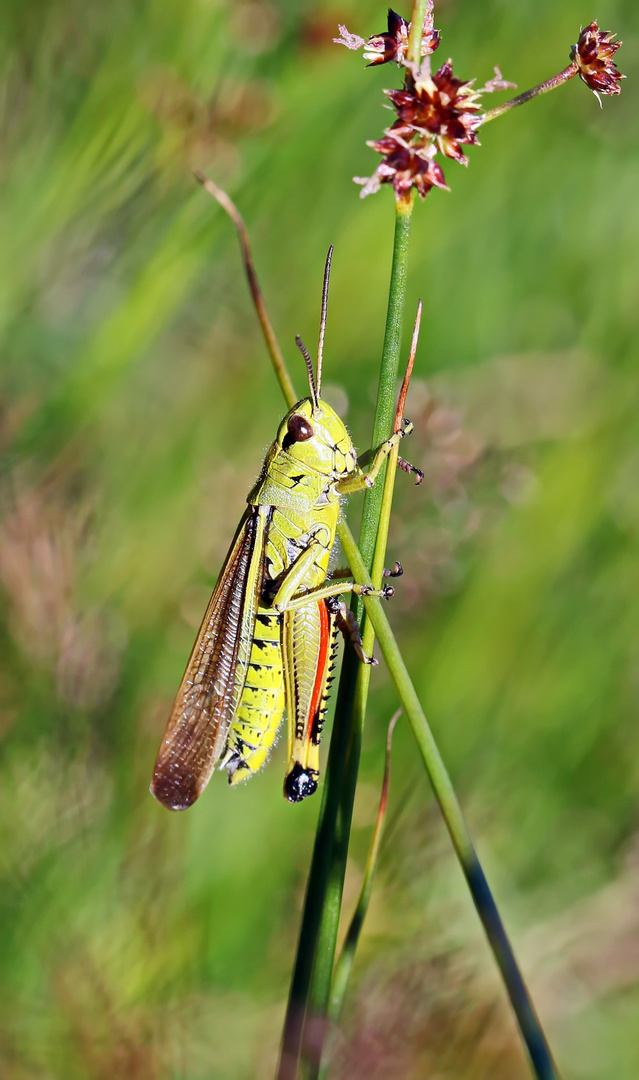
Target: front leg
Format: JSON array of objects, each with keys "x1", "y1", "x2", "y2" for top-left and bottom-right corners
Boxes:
[
  {"x1": 273, "y1": 576, "x2": 394, "y2": 614},
  {"x1": 268, "y1": 540, "x2": 393, "y2": 614},
  {"x1": 336, "y1": 419, "x2": 413, "y2": 495}
]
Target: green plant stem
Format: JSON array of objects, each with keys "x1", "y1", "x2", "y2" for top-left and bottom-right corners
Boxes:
[
  {"x1": 290, "y1": 198, "x2": 414, "y2": 1080},
  {"x1": 313, "y1": 313, "x2": 421, "y2": 1058},
  {"x1": 327, "y1": 709, "x2": 400, "y2": 1029},
  {"x1": 338, "y1": 527, "x2": 560, "y2": 1080},
  {"x1": 407, "y1": 0, "x2": 429, "y2": 67},
  {"x1": 357, "y1": 201, "x2": 413, "y2": 571},
  {"x1": 313, "y1": 310, "x2": 422, "y2": 1063},
  {"x1": 277, "y1": 199, "x2": 413, "y2": 1080},
  {"x1": 482, "y1": 65, "x2": 577, "y2": 124}
]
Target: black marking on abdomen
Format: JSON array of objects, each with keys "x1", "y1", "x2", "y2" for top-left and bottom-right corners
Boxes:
[{"x1": 256, "y1": 612, "x2": 281, "y2": 627}]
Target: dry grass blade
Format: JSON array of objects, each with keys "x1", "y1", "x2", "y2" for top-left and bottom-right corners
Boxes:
[
  {"x1": 193, "y1": 171, "x2": 297, "y2": 409},
  {"x1": 395, "y1": 299, "x2": 422, "y2": 433}
]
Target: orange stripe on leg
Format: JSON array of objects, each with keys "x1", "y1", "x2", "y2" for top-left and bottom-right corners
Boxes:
[
  {"x1": 284, "y1": 600, "x2": 330, "y2": 804},
  {"x1": 306, "y1": 600, "x2": 330, "y2": 745}
]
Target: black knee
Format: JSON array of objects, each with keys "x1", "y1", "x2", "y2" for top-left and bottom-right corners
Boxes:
[{"x1": 284, "y1": 763, "x2": 318, "y2": 803}]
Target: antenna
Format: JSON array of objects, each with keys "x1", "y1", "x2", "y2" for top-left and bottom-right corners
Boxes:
[
  {"x1": 295, "y1": 335, "x2": 318, "y2": 409},
  {"x1": 316, "y1": 245, "x2": 333, "y2": 399}
]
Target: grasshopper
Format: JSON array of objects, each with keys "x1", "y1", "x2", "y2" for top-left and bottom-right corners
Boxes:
[{"x1": 151, "y1": 248, "x2": 415, "y2": 808}]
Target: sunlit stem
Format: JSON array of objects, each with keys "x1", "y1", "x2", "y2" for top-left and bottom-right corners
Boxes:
[
  {"x1": 300, "y1": 198, "x2": 414, "y2": 1080},
  {"x1": 326, "y1": 709, "x2": 400, "y2": 1032},
  {"x1": 356, "y1": 199, "x2": 414, "y2": 574},
  {"x1": 311, "y1": 307, "x2": 422, "y2": 1078},
  {"x1": 482, "y1": 64, "x2": 578, "y2": 123},
  {"x1": 407, "y1": 0, "x2": 429, "y2": 65},
  {"x1": 371, "y1": 299, "x2": 422, "y2": 590},
  {"x1": 338, "y1": 529, "x2": 561, "y2": 1080}
]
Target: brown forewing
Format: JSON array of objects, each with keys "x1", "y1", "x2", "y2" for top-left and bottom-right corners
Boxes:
[{"x1": 151, "y1": 506, "x2": 263, "y2": 810}]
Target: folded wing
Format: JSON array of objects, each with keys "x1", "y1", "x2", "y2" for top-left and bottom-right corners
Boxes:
[{"x1": 151, "y1": 506, "x2": 266, "y2": 810}]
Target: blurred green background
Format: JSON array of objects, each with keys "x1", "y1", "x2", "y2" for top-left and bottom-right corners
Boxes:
[{"x1": 0, "y1": 0, "x2": 637, "y2": 1076}]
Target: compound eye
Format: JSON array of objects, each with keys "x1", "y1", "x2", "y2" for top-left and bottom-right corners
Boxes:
[{"x1": 286, "y1": 414, "x2": 314, "y2": 442}]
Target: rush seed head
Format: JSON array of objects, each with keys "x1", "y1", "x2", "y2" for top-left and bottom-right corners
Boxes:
[
  {"x1": 334, "y1": 5, "x2": 439, "y2": 67},
  {"x1": 336, "y1": 5, "x2": 515, "y2": 203},
  {"x1": 356, "y1": 58, "x2": 512, "y2": 201},
  {"x1": 570, "y1": 22, "x2": 624, "y2": 99},
  {"x1": 338, "y1": 4, "x2": 623, "y2": 203},
  {"x1": 388, "y1": 59, "x2": 484, "y2": 166},
  {"x1": 355, "y1": 133, "x2": 448, "y2": 201}
]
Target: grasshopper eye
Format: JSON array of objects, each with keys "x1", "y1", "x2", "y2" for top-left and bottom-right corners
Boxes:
[{"x1": 286, "y1": 415, "x2": 314, "y2": 443}]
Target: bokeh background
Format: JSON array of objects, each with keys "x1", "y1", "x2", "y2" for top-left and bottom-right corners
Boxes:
[{"x1": 0, "y1": 0, "x2": 637, "y2": 1076}]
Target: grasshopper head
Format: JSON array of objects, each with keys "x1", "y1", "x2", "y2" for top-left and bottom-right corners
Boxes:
[{"x1": 277, "y1": 397, "x2": 357, "y2": 479}]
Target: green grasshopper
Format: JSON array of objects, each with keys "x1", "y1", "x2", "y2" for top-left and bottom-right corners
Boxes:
[{"x1": 151, "y1": 248, "x2": 416, "y2": 808}]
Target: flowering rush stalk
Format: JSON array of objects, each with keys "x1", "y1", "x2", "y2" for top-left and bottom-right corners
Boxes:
[
  {"x1": 277, "y1": 9, "x2": 429, "y2": 1077},
  {"x1": 277, "y1": 5, "x2": 623, "y2": 1080},
  {"x1": 336, "y1": 9, "x2": 623, "y2": 199}
]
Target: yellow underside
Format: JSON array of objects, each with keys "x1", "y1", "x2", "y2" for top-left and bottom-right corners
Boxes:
[
  {"x1": 223, "y1": 605, "x2": 285, "y2": 783},
  {"x1": 222, "y1": 487, "x2": 341, "y2": 788}
]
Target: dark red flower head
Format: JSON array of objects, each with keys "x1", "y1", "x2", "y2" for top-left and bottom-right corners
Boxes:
[
  {"x1": 364, "y1": 6, "x2": 440, "y2": 67},
  {"x1": 388, "y1": 60, "x2": 483, "y2": 165},
  {"x1": 570, "y1": 22, "x2": 623, "y2": 97},
  {"x1": 341, "y1": 9, "x2": 515, "y2": 202},
  {"x1": 355, "y1": 133, "x2": 448, "y2": 201},
  {"x1": 334, "y1": 4, "x2": 439, "y2": 67}
]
